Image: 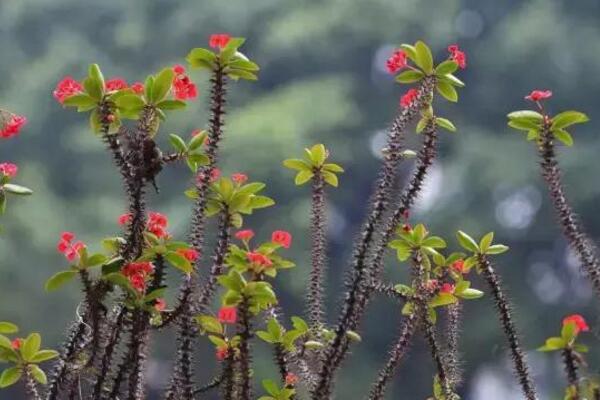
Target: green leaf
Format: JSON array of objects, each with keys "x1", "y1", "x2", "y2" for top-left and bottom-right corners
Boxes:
[
  {"x1": 537, "y1": 337, "x2": 566, "y2": 352},
  {"x1": 414, "y1": 41, "x2": 433, "y2": 73},
  {"x1": 309, "y1": 144, "x2": 327, "y2": 165},
  {"x1": 249, "y1": 195, "x2": 275, "y2": 209},
  {"x1": 262, "y1": 379, "x2": 279, "y2": 396},
  {"x1": 83, "y1": 76, "x2": 103, "y2": 101},
  {"x1": 165, "y1": 251, "x2": 193, "y2": 274},
  {"x1": 283, "y1": 159, "x2": 310, "y2": 171},
  {"x1": 0, "y1": 366, "x2": 22, "y2": 388},
  {"x1": 228, "y1": 69, "x2": 258, "y2": 81},
  {"x1": 435, "y1": 60, "x2": 458, "y2": 75},
  {"x1": 3, "y1": 184, "x2": 33, "y2": 196},
  {"x1": 157, "y1": 100, "x2": 187, "y2": 111},
  {"x1": 291, "y1": 316, "x2": 309, "y2": 333},
  {"x1": 553, "y1": 129, "x2": 574, "y2": 147},
  {"x1": 456, "y1": 288, "x2": 484, "y2": 300},
  {"x1": 220, "y1": 38, "x2": 246, "y2": 62},
  {"x1": 295, "y1": 170, "x2": 313, "y2": 185},
  {"x1": 21, "y1": 333, "x2": 41, "y2": 361},
  {"x1": 29, "y1": 364, "x2": 47, "y2": 384},
  {"x1": 89, "y1": 64, "x2": 105, "y2": 90},
  {"x1": 436, "y1": 117, "x2": 456, "y2": 132},
  {"x1": 399, "y1": 44, "x2": 418, "y2": 61},
  {"x1": 169, "y1": 134, "x2": 187, "y2": 153},
  {"x1": 507, "y1": 110, "x2": 544, "y2": 122},
  {"x1": 395, "y1": 70, "x2": 424, "y2": 84},
  {"x1": 322, "y1": 171, "x2": 339, "y2": 187},
  {"x1": 346, "y1": 330, "x2": 361, "y2": 342},
  {"x1": 479, "y1": 232, "x2": 494, "y2": 253},
  {"x1": 195, "y1": 316, "x2": 223, "y2": 335},
  {"x1": 439, "y1": 73, "x2": 465, "y2": 87},
  {"x1": 551, "y1": 111, "x2": 589, "y2": 129},
  {"x1": 436, "y1": 81, "x2": 458, "y2": 102},
  {"x1": 30, "y1": 350, "x2": 58, "y2": 363},
  {"x1": 422, "y1": 236, "x2": 446, "y2": 249},
  {"x1": 323, "y1": 163, "x2": 344, "y2": 173},
  {"x1": 486, "y1": 244, "x2": 509, "y2": 255},
  {"x1": 186, "y1": 48, "x2": 217, "y2": 69},
  {"x1": 45, "y1": 270, "x2": 77, "y2": 292},
  {"x1": 0, "y1": 322, "x2": 18, "y2": 335},
  {"x1": 0, "y1": 335, "x2": 13, "y2": 350},
  {"x1": 508, "y1": 119, "x2": 541, "y2": 131},
  {"x1": 561, "y1": 321, "x2": 577, "y2": 342},
  {"x1": 416, "y1": 117, "x2": 428, "y2": 133},
  {"x1": 151, "y1": 68, "x2": 175, "y2": 103},
  {"x1": 229, "y1": 59, "x2": 260, "y2": 71},
  {"x1": 115, "y1": 95, "x2": 145, "y2": 111},
  {"x1": 62, "y1": 94, "x2": 97, "y2": 111},
  {"x1": 456, "y1": 231, "x2": 479, "y2": 253},
  {"x1": 85, "y1": 253, "x2": 108, "y2": 267}
]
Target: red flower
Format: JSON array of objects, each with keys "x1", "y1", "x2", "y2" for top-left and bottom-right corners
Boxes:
[
  {"x1": 386, "y1": 50, "x2": 408, "y2": 74},
  {"x1": 178, "y1": 248, "x2": 199, "y2": 262},
  {"x1": 285, "y1": 373, "x2": 299, "y2": 386},
  {"x1": 440, "y1": 283, "x2": 455, "y2": 294},
  {"x1": 57, "y1": 232, "x2": 86, "y2": 262},
  {"x1": 0, "y1": 114, "x2": 27, "y2": 139},
  {"x1": 235, "y1": 229, "x2": 254, "y2": 241},
  {"x1": 246, "y1": 251, "x2": 273, "y2": 267},
  {"x1": 209, "y1": 34, "x2": 231, "y2": 49},
  {"x1": 425, "y1": 279, "x2": 439, "y2": 291},
  {"x1": 147, "y1": 212, "x2": 169, "y2": 238},
  {"x1": 402, "y1": 223, "x2": 412, "y2": 233},
  {"x1": 173, "y1": 64, "x2": 186, "y2": 75},
  {"x1": 154, "y1": 298, "x2": 167, "y2": 312},
  {"x1": 272, "y1": 230, "x2": 292, "y2": 249},
  {"x1": 232, "y1": 173, "x2": 248, "y2": 185},
  {"x1": 122, "y1": 261, "x2": 155, "y2": 277},
  {"x1": 451, "y1": 259, "x2": 466, "y2": 274},
  {"x1": 563, "y1": 314, "x2": 590, "y2": 335},
  {"x1": 131, "y1": 82, "x2": 145, "y2": 94},
  {"x1": 118, "y1": 213, "x2": 132, "y2": 226},
  {"x1": 400, "y1": 88, "x2": 418, "y2": 108},
  {"x1": 217, "y1": 306, "x2": 237, "y2": 324},
  {"x1": 0, "y1": 163, "x2": 18, "y2": 178},
  {"x1": 129, "y1": 273, "x2": 146, "y2": 293},
  {"x1": 216, "y1": 346, "x2": 229, "y2": 361},
  {"x1": 53, "y1": 76, "x2": 83, "y2": 104},
  {"x1": 105, "y1": 77, "x2": 128, "y2": 91},
  {"x1": 210, "y1": 168, "x2": 221, "y2": 182},
  {"x1": 11, "y1": 338, "x2": 23, "y2": 350},
  {"x1": 448, "y1": 44, "x2": 467, "y2": 69},
  {"x1": 525, "y1": 90, "x2": 552, "y2": 102},
  {"x1": 172, "y1": 74, "x2": 198, "y2": 101}
]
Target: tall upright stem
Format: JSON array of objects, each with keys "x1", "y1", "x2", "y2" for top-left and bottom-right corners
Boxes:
[
  {"x1": 562, "y1": 348, "x2": 580, "y2": 400},
  {"x1": 307, "y1": 171, "x2": 327, "y2": 327}
]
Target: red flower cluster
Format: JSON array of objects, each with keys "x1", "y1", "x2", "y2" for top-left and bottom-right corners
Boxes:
[
  {"x1": 216, "y1": 346, "x2": 229, "y2": 361},
  {"x1": 172, "y1": 65, "x2": 198, "y2": 101},
  {"x1": 386, "y1": 50, "x2": 408, "y2": 74},
  {"x1": 232, "y1": 173, "x2": 248, "y2": 185},
  {"x1": 53, "y1": 77, "x2": 83, "y2": 104},
  {"x1": 217, "y1": 306, "x2": 237, "y2": 324},
  {"x1": 122, "y1": 261, "x2": 155, "y2": 293},
  {"x1": 0, "y1": 114, "x2": 27, "y2": 139},
  {"x1": 105, "y1": 77, "x2": 128, "y2": 92},
  {"x1": 177, "y1": 248, "x2": 199, "y2": 262},
  {"x1": 0, "y1": 163, "x2": 18, "y2": 178},
  {"x1": 247, "y1": 251, "x2": 273, "y2": 267},
  {"x1": 118, "y1": 213, "x2": 132, "y2": 226},
  {"x1": 525, "y1": 90, "x2": 552, "y2": 102},
  {"x1": 562, "y1": 314, "x2": 590, "y2": 335},
  {"x1": 451, "y1": 259, "x2": 466, "y2": 274},
  {"x1": 448, "y1": 44, "x2": 467, "y2": 69},
  {"x1": 272, "y1": 230, "x2": 292, "y2": 248},
  {"x1": 131, "y1": 82, "x2": 145, "y2": 94},
  {"x1": 440, "y1": 283, "x2": 455, "y2": 294},
  {"x1": 11, "y1": 338, "x2": 23, "y2": 350},
  {"x1": 57, "y1": 232, "x2": 86, "y2": 262},
  {"x1": 209, "y1": 34, "x2": 231, "y2": 49},
  {"x1": 235, "y1": 229, "x2": 254, "y2": 241},
  {"x1": 147, "y1": 212, "x2": 169, "y2": 238},
  {"x1": 285, "y1": 373, "x2": 299, "y2": 386},
  {"x1": 400, "y1": 88, "x2": 418, "y2": 108}
]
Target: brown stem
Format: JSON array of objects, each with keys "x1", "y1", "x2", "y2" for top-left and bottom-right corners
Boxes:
[
  {"x1": 562, "y1": 348, "x2": 580, "y2": 400},
  {"x1": 307, "y1": 171, "x2": 327, "y2": 327}
]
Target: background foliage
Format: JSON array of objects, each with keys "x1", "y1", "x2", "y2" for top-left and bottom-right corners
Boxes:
[{"x1": 1, "y1": 0, "x2": 599, "y2": 398}]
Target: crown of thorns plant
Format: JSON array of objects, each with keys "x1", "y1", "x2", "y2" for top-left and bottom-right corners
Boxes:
[{"x1": 0, "y1": 35, "x2": 599, "y2": 400}]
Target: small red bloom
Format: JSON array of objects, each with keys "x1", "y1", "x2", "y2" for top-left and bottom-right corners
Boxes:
[
  {"x1": 11, "y1": 338, "x2": 23, "y2": 350},
  {"x1": 178, "y1": 248, "x2": 199, "y2": 262},
  {"x1": 172, "y1": 74, "x2": 198, "y2": 101},
  {"x1": 154, "y1": 298, "x2": 167, "y2": 312},
  {"x1": 122, "y1": 261, "x2": 155, "y2": 277},
  {"x1": 400, "y1": 88, "x2": 418, "y2": 108},
  {"x1": 402, "y1": 223, "x2": 412, "y2": 233},
  {"x1": 563, "y1": 314, "x2": 590, "y2": 335},
  {"x1": 216, "y1": 346, "x2": 229, "y2": 361},
  {"x1": 0, "y1": 163, "x2": 18, "y2": 178},
  {"x1": 61, "y1": 232, "x2": 75, "y2": 242},
  {"x1": 105, "y1": 77, "x2": 128, "y2": 91},
  {"x1": 272, "y1": 230, "x2": 292, "y2": 249},
  {"x1": 209, "y1": 34, "x2": 231, "y2": 49},
  {"x1": 131, "y1": 82, "x2": 145, "y2": 94},
  {"x1": 451, "y1": 259, "x2": 466, "y2": 274},
  {"x1": 386, "y1": 50, "x2": 408, "y2": 74},
  {"x1": 53, "y1": 76, "x2": 83, "y2": 104},
  {"x1": 440, "y1": 283, "x2": 455, "y2": 294},
  {"x1": 525, "y1": 90, "x2": 552, "y2": 102},
  {"x1": 448, "y1": 44, "x2": 467, "y2": 69},
  {"x1": 173, "y1": 64, "x2": 186, "y2": 75},
  {"x1": 0, "y1": 114, "x2": 27, "y2": 139},
  {"x1": 246, "y1": 251, "x2": 273, "y2": 267},
  {"x1": 147, "y1": 212, "x2": 169, "y2": 238},
  {"x1": 231, "y1": 173, "x2": 248, "y2": 185},
  {"x1": 118, "y1": 213, "x2": 132, "y2": 225},
  {"x1": 57, "y1": 232, "x2": 85, "y2": 262},
  {"x1": 235, "y1": 229, "x2": 254, "y2": 241},
  {"x1": 217, "y1": 306, "x2": 237, "y2": 324},
  {"x1": 129, "y1": 273, "x2": 146, "y2": 293},
  {"x1": 210, "y1": 168, "x2": 221, "y2": 182},
  {"x1": 425, "y1": 279, "x2": 439, "y2": 291},
  {"x1": 285, "y1": 373, "x2": 299, "y2": 386}
]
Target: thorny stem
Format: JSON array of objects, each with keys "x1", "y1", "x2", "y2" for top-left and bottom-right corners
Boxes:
[
  {"x1": 221, "y1": 354, "x2": 235, "y2": 400},
  {"x1": 443, "y1": 302, "x2": 463, "y2": 389},
  {"x1": 478, "y1": 255, "x2": 538, "y2": 400},
  {"x1": 91, "y1": 307, "x2": 127, "y2": 399},
  {"x1": 562, "y1": 348, "x2": 580, "y2": 400},
  {"x1": 307, "y1": 170, "x2": 327, "y2": 327},
  {"x1": 538, "y1": 127, "x2": 600, "y2": 299},
  {"x1": 192, "y1": 374, "x2": 223, "y2": 395},
  {"x1": 24, "y1": 366, "x2": 42, "y2": 400},
  {"x1": 236, "y1": 296, "x2": 254, "y2": 400},
  {"x1": 313, "y1": 77, "x2": 436, "y2": 400}
]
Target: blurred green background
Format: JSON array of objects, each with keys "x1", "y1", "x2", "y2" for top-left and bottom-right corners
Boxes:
[{"x1": 1, "y1": 0, "x2": 600, "y2": 398}]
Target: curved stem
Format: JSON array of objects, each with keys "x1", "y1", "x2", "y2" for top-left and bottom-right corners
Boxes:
[
  {"x1": 538, "y1": 128, "x2": 600, "y2": 298},
  {"x1": 478, "y1": 255, "x2": 538, "y2": 400}
]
